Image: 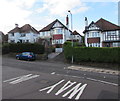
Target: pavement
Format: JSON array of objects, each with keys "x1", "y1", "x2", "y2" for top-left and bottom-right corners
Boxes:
[
  {"x1": 67, "y1": 65, "x2": 119, "y2": 75},
  {"x1": 48, "y1": 52, "x2": 60, "y2": 59}
]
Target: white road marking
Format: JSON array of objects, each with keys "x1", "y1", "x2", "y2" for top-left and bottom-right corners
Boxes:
[
  {"x1": 86, "y1": 78, "x2": 118, "y2": 86},
  {"x1": 3, "y1": 74, "x2": 39, "y2": 84},
  {"x1": 55, "y1": 81, "x2": 76, "y2": 95},
  {"x1": 51, "y1": 72, "x2": 55, "y2": 75},
  {"x1": 62, "y1": 83, "x2": 87, "y2": 100},
  {"x1": 3, "y1": 74, "x2": 32, "y2": 83},
  {"x1": 39, "y1": 79, "x2": 87, "y2": 100},
  {"x1": 51, "y1": 73, "x2": 118, "y2": 86},
  {"x1": 39, "y1": 79, "x2": 65, "y2": 93},
  {"x1": 10, "y1": 75, "x2": 39, "y2": 84}
]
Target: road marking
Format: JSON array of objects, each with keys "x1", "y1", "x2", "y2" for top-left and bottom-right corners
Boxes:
[
  {"x1": 55, "y1": 81, "x2": 76, "y2": 95},
  {"x1": 62, "y1": 83, "x2": 87, "y2": 100},
  {"x1": 3, "y1": 74, "x2": 32, "y2": 83},
  {"x1": 3, "y1": 74, "x2": 39, "y2": 84},
  {"x1": 39, "y1": 79, "x2": 87, "y2": 100},
  {"x1": 39, "y1": 79, "x2": 65, "y2": 93},
  {"x1": 51, "y1": 73, "x2": 118, "y2": 86},
  {"x1": 86, "y1": 78, "x2": 118, "y2": 86},
  {"x1": 51, "y1": 72, "x2": 56, "y2": 75}
]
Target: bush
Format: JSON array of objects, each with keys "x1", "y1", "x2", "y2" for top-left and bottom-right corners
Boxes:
[
  {"x1": 63, "y1": 41, "x2": 120, "y2": 64},
  {"x1": 2, "y1": 43, "x2": 45, "y2": 54},
  {"x1": 2, "y1": 43, "x2": 9, "y2": 54}
]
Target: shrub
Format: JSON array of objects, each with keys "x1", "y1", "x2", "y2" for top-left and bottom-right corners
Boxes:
[
  {"x1": 2, "y1": 43, "x2": 45, "y2": 54},
  {"x1": 63, "y1": 42, "x2": 120, "y2": 64},
  {"x1": 2, "y1": 43, "x2": 9, "y2": 54}
]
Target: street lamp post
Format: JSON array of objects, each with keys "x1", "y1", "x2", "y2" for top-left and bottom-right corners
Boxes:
[{"x1": 68, "y1": 10, "x2": 73, "y2": 63}]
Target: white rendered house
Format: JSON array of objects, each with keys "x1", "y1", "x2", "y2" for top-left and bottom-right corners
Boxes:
[
  {"x1": 39, "y1": 19, "x2": 72, "y2": 47},
  {"x1": 83, "y1": 18, "x2": 120, "y2": 47},
  {"x1": 8, "y1": 24, "x2": 39, "y2": 43}
]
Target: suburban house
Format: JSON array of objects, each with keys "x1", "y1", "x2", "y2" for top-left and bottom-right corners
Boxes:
[
  {"x1": 83, "y1": 18, "x2": 120, "y2": 47},
  {"x1": 71, "y1": 30, "x2": 83, "y2": 43},
  {"x1": 8, "y1": 24, "x2": 39, "y2": 43},
  {"x1": 0, "y1": 31, "x2": 4, "y2": 43},
  {"x1": 39, "y1": 19, "x2": 72, "y2": 48}
]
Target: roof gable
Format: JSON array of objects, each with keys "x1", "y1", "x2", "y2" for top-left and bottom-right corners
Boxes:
[
  {"x1": 20, "y1": 24, "x2": 39, "y2": 34},
  {"x1": 88, "y1": 21, "x2": 100, "y2": 30},
  {"x1": 39, "y1": 19, "x2": 68, "y2": 32},
  {"x1": 8, "y1": 27, "x2": 21, "y2": 33},
  {"x1": 72, "y1": 30, "x2": 82, "y2": 36},
  {"x1": 8, "y1": 24, "x2": 39, "y2": 34},
  {"x1": 53, "y1": 21, "x2": 64, "y2": 28},
  {"x1": 95, "y1": 18, "x2": 120, "y2": 31},
  {"x1": 83, "y1": 18, "x2": 120, "y2": 33}
]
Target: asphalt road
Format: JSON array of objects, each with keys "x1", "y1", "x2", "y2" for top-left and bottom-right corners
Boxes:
[{"x1": 2, "y1": 56, "x2": 119, "y2": 100}]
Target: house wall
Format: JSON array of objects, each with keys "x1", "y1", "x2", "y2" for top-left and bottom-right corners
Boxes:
[
  {"x1": 85, "y1": 31, "x2": 102, "y2": 47},
  {"x1": 8, "y1": 32, "x2": 39, "y2": 43},
  {"x1": 8, "y1": 32, "x2": 21, "y2": 43},
  {"x1": 85, "y1": 30, "x2": 120, "y2": 47}
]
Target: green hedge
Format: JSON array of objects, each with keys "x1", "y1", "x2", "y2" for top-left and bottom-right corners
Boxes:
[
  {"x1": 2, "y1": 43, "x2": 45, "y2": 54},
  {"x1": 63, "y1": 42, "x2": 120, "y2": 64}
]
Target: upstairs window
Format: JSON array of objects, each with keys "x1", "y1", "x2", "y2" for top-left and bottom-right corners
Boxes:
[
  {"x1": 20, "y1": 33, "x2": 26, "y2": 37},
  {"x1": 11, "y1": 33, "x2": 14, "y2": 36},
  {"x1": 54, "y1": 28, "x2": 63, "y2": 34}
]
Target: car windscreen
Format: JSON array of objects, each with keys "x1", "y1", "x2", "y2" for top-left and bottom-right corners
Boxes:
[{"x1": 22, "y1": 52, "x2": 30, "y2": 55}]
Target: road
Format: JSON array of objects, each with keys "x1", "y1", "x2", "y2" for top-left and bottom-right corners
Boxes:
[{"x1": 2, "y1": 56, "x2": 119, "y2": 100}]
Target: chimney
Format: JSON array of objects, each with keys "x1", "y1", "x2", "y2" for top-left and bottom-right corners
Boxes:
[
  {"x1": 15, "y1": 24, "x2": 19, "y2": 27},
  {"x1": 85, "y1": 17, "x2": 88, "y2": 26},
  {"x1": 66, "y1": 15, "x2": 69, "y2": 29}
]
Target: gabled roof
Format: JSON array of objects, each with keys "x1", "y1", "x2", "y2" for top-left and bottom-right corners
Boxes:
[
  {"x1": 39, "y1": 19, "x2": 68, "y2": 32},
  {"x1": 95, "y1": 18, "x2": 120, "y2": 31},
  {"x1": 72, "y1": 30, "x2": 82, "y2": 37},
  {"x1": 83, "y1": 18, "x2": 120, "y2": 33},
  {"x1": 8, "y1": 24, "x2": 39, "y2": 34},
  {"x1": 8, "y1": 27, "x2": 21, "y2": 33},
  {"x1": 20, "y1": 24, "x2": 39, "y2": 34},
  {"x1": 0, "y1": 31, "x2": 4, "y2": 35}
]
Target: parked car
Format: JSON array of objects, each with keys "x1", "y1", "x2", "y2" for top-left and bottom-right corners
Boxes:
[{"x1": 16, "y1": 52, "x2": 36, "y2": 61}]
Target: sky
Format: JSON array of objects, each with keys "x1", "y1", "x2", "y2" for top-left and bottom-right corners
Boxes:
[{"x1": 0, "y1": 0, "x2": 119, "y2": 35}]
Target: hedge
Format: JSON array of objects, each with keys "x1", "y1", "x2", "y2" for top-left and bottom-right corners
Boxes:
[
  {"x1": 63, "y1": 41, "x2": 120, "y2": 64},
  {"x1": 2, "y1": 43, "x2": 45, "y2": 54}
]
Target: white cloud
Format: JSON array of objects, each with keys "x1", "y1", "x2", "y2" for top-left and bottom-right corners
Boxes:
[
  {"x1": 0, "y1": 0, "x2": 37, "y2": 34},
  {"x1": 37, "y1": 0, "x2": 89, "y2": 16}
]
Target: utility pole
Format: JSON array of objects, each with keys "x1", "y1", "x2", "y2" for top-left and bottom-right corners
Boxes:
[{"x1": 68, "y1": 10, "x2": 73, "y2": 63}]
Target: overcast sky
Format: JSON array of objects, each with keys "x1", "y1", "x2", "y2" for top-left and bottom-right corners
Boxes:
[{"x1": 0, "y1": 0, "x2": 119, "y2": 35}]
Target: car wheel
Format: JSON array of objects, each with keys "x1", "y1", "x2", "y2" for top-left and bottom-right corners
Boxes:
[{"x1": 16, "y1": 57, "x2": 20, "y2": 60}]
